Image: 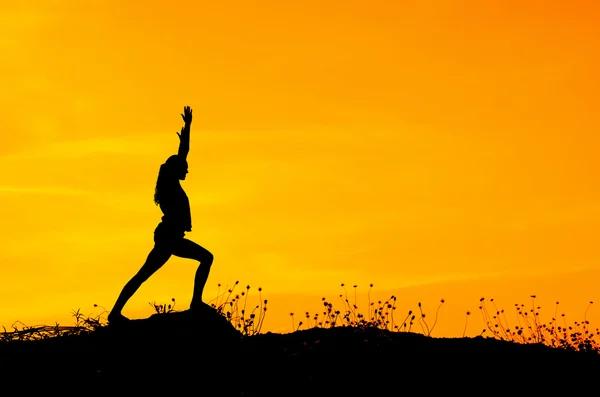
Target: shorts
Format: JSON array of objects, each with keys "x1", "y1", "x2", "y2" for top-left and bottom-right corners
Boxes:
[{"x1": 154, "y1": 222, "x2": 185, "y2": 244}]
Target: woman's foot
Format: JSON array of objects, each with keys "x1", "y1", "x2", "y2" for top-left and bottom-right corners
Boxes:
[{"x1": 107, "y1": 312, "x2": 131, "y2": 325}]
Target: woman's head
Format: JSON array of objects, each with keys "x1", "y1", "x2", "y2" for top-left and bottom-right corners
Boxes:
[
  {"x1": 154, "y1": 155, "x2": 188, "y2": 205},
  {"x1": 163, "y1": 155, "x2": 188, "y2": 180}
]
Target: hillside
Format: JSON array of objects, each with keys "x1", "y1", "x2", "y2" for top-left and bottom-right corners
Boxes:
[{"x1": 1, "y1": 305, "x2": 598, "y2": 395}]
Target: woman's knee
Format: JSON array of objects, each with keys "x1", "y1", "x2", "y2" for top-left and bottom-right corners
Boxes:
[{"x1": 202, "y1": 251, "x2": 214, "y2": 265}]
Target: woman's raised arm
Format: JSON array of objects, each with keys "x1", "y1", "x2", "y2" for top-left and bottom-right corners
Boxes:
[{"x1": 176, "y1": 106, "x2": 193, "y2": 160}]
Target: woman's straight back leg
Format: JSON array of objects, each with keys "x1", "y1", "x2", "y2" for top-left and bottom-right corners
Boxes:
[{"x1": 108, "y1": 243, "x2": 173, "y2": 322}]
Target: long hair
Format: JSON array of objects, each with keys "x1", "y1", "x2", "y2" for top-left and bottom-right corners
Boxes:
[{"x1": 154, "y1": 154, "x2": 182, "y2": 205}]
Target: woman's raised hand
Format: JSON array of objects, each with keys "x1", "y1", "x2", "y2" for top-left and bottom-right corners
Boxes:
[{"x1": 181, "y1": 106, "x2": 193, "y2": 125}]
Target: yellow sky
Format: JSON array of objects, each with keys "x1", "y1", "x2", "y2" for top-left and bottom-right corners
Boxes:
[{"x1": 1, "y1": 0, "x2": 599, "y2": 336}]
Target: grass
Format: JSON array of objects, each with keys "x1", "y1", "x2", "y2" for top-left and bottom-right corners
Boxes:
[
  {"x1": 207, "y1": 281, "x2": 267, "y2": 336},
  {"x1": 1, "y1": 282, "x2": 598, "y2": 355},
  {"x1": 290, "y1": 283, "x2": 442, "y2": 335},
  {"x1": 0, "y1": 307, "x2": 105, "y2": 342},
  {"x1": 475, "y1": 296, "x2": 599, "y2": 352}
]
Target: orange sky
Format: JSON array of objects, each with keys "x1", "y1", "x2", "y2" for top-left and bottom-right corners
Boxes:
[{"x1": 1, "y1": 0, "x2": 599, "y2": 337}]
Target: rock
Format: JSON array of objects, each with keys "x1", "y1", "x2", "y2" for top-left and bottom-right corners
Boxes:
[{"x1": 95, "y1": 306, "x2": 242, "y2": 390}]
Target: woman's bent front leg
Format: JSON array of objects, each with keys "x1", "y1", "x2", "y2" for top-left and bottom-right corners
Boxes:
[{"x1": 172, "y1": 238, "x2": 214, "y2": 310}]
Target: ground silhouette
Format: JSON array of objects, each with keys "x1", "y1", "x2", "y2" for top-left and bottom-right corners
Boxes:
[{"x1": 1, "y1": 304, "x2": 599, "y2": 395}]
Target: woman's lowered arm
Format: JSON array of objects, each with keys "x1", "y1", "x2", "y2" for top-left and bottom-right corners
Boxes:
[{"x1": 177, "y1": 105, "x2": 193, "y2": 160}]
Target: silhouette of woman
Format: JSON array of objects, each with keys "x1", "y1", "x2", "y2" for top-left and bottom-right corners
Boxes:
[{"x1": 108, "y1": 106, "x2": 214, "y2": 324}]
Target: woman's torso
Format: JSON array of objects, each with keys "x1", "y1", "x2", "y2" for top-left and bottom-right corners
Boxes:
[{"x1": 158, "y1": 183, "x2": 192, "y2": 233}]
